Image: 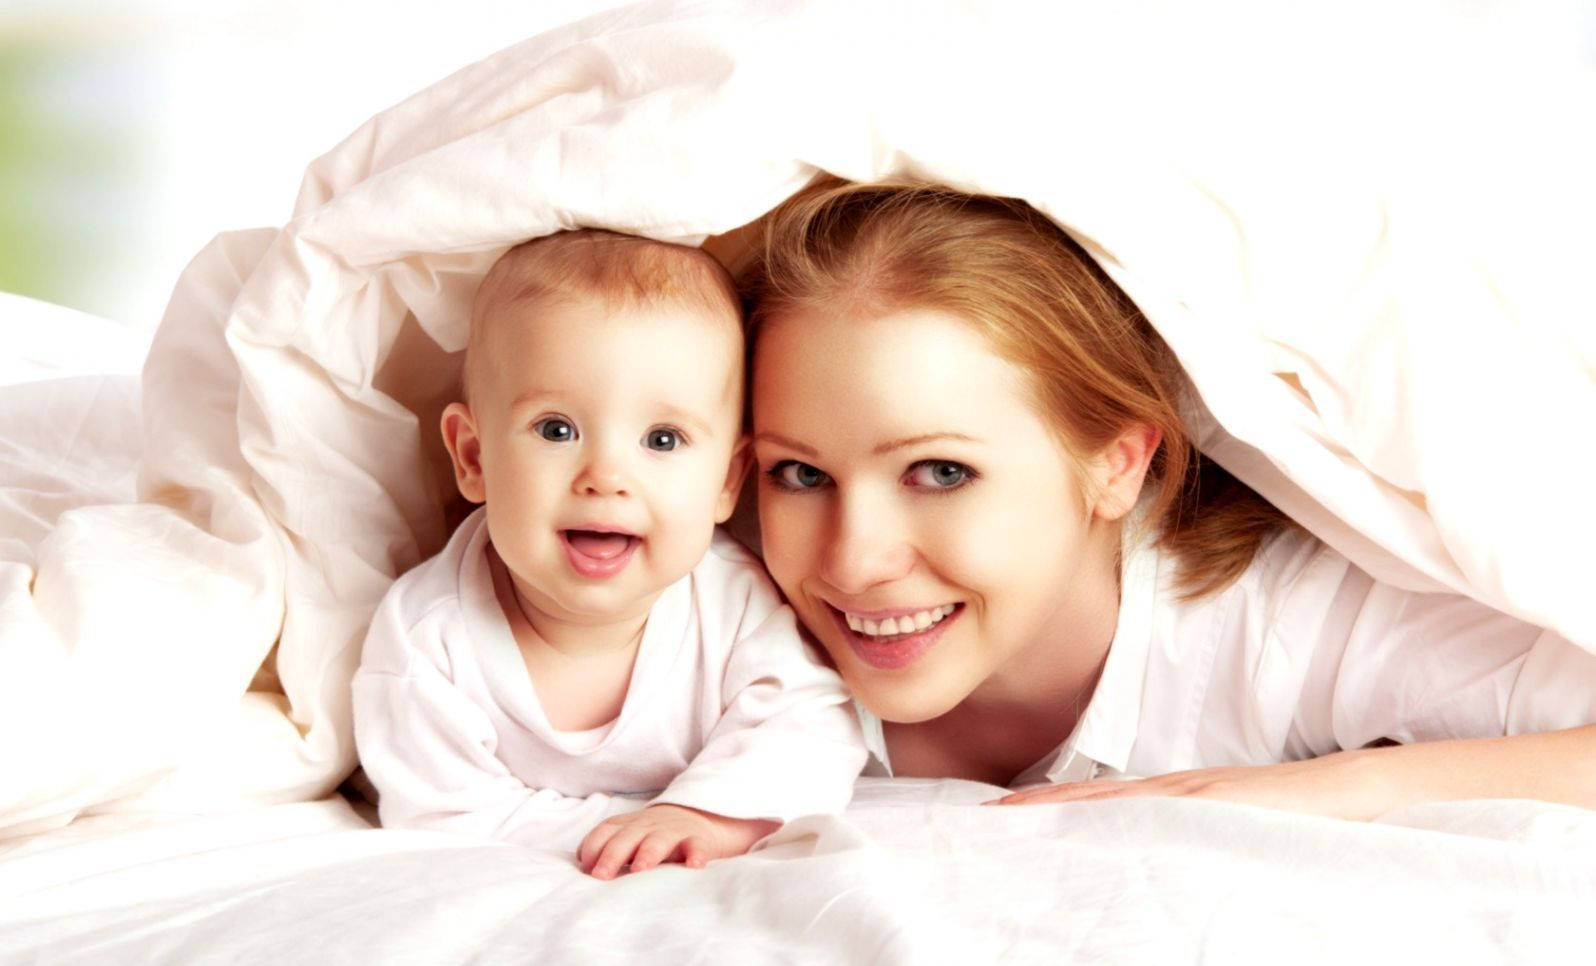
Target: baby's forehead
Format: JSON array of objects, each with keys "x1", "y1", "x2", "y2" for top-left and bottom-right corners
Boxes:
[
  {"x1": 471, "y1": 289, "x2": 745, "y2": 414},
  {"x1": 484, "y1": 288, "x2": 743, "y2": 353}
]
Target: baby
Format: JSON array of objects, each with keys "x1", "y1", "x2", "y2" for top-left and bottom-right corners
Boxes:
[{"x1": 352, "y1": 230, "x2": 866, "y2": 879}]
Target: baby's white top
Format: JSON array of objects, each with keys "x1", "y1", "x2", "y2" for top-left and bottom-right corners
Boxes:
[
  {"x1": 354, "y1": 508, "x2": 867, "y2": 851},
  {"x1": 859, "y1": 526, "x2": 1596, "y2": 787}
]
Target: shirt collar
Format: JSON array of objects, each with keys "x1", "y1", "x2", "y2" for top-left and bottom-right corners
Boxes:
[{"x1": 1038, "y1": 518, "x2": 1160, "y2": 783}]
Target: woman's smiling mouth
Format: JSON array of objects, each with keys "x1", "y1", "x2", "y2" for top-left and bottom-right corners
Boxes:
[{"x1": 828, "y1": 602, "x2": 962, "y2": 670}]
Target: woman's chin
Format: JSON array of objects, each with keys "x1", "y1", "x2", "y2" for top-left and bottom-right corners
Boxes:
[{"x1": 849, "y1": 674, "x2": 966, "y2": 725}]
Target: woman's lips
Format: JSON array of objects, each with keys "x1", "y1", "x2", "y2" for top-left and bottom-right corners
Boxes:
[
  {"x1": 831, "y1": 603, "x2": 960, "y2": 670},
  {"x1": 561, "y1": 529, "x2": 639, "y2": 579}
]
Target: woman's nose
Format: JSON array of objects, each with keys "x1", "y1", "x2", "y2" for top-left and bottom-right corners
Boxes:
[{"x1": 817, "y1": 498, "x2": 915, "y2": 595}]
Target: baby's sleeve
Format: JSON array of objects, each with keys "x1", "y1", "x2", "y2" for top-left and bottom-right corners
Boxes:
[
  {"x1": 651, "y1": 561, "x2": 867, "y2": 822},
  {"x1": 351, "y1": 589, "x2": 644, "y2": 853},
  {"x1": 1285, "y1": 555, "x2": 1596, "y2": 756}
]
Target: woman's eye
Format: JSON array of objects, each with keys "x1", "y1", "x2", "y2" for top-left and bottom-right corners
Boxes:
[
  {"x1": 534, "y1": 417, "x2": 576, "y2": 442},
  {"x1": 768, "y1": 460, "x2": 831, "y2": 490},
  {"x1": 644, "y1": 428, "x2": 680, "y2": 452},
  {"x1": 905, "y1": 460, "x2": 972, "y2": 490}
]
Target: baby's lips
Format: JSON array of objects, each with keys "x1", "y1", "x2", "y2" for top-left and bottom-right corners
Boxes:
[{"x1": 565, "y1": 530, "x2": 636, "y2": 560}]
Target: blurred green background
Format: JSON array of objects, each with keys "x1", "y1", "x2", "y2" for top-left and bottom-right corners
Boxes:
[
  {"x1": 1, "y1": 1, "x2": 628, "y2": 336},
  {"x1": 1, "y1": 34, "x2": 153, "y2": 321}
]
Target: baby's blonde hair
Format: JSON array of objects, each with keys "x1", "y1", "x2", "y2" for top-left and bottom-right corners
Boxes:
[
  {"x1": 740, "y1": 178, "x2": 1294, "y2": 598},
  {"x1": 466, "y1": 229, "x2": 741, "y2": 400}
]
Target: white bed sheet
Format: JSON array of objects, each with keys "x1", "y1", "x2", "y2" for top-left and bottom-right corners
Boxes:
[{"x1": 3, "y1": 780, "x2": 1592, "y2": 964}]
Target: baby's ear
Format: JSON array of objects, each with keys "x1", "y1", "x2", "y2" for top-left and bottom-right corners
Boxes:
[
  {"x1": 1088, "y1": 421, "x2": 1161, "y2": 522},
  {"x1": 714, "y1": 436, "x2": 754, "y2": 523},
  {"x1": 440, "y1": 402, "x2": 487, "y2": 504}
]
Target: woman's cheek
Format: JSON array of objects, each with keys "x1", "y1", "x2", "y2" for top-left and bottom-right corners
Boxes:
[
  {"x1": 756, "y1": 494, "x2": 815, "y2": 600},
  {"x1": 918, "y1": 498, "x2": 1001, "y2": 588}
]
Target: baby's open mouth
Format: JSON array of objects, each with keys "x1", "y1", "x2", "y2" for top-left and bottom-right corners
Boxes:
[
  {"x1": 560, "y1": 529, "x2": 640, "y2": 579},
  {"x1": 563, "y1": 529, "x2": 636, "y2": 560}
]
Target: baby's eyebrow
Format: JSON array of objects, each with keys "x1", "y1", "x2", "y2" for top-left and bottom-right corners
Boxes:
[
  {"x1": 510, "y1": 390, "x2": 561, "y2": 411},
  {"x1": 656, "y1": 406, "x2": 714, "y2": 439}
]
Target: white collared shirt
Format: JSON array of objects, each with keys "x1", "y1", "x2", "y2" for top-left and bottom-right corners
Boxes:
[
  {"x1": 859, "y1": 526, "x2": 1596, "y2": 787},
  {"x1": 354, "y1": 509, "x2": 867, "y2": 851}
]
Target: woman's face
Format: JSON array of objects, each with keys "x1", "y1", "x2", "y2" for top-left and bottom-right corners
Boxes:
[{"x1": 751, "y1": 305, "x2": 1124, "y2": 724}]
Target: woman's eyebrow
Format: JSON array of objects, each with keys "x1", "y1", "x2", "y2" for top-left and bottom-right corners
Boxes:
[
  {"x1": 753, "y1": 432, "x2": 818, "y2": 457},
  {"x1": 871, "y1": 432, "x2": 978, "y2": 455},
  {"x1": 754, "y1": 431, "x2": 979, "y2": 458}
]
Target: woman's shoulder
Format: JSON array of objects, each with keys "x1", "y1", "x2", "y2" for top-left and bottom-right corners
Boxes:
[
  {"x1": 1143, "y1": 524, "x2": 1373, "y2": 670},
  {"x1": 1243, "y1": 526, "x2": 1357, "y2": 600},
  {"x1": 1157, "y1": 525, "x2": 1356, "y2": 620}
]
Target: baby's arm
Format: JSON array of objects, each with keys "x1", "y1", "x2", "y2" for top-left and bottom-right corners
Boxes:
[
  {"x1": 569, "y1": 559, "x2": 866, "y2": 877},
  {"x1": 352, "y1": 595, "x2": 645, "y2": 852},
  {"x1": 570, "y1": 603, "x2": 861, "y2": 876},
  {"x1": 639, "y1": 577, "x2": 867, "y2": 835}
]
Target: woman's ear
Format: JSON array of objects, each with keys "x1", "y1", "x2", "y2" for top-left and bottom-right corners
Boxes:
[
  {"x1": 440, "y1": 402, "x2": 487, "y2": 504},
  {"x1": 1088, "y1": 422, "x2": 1162, "y2": 522},
  {"x1": 715, "y1": 436, "x2": 754, "y2": 523}
]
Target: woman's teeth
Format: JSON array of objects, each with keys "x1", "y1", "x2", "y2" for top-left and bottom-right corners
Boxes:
[{"x1": 845, "y1": 604, "x2": 956, "y2": 637}]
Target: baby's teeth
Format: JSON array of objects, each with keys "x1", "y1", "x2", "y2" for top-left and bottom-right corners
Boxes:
[
  {"x1": 862, "y1": 618, "x2": 880, "y2": 636},
  {"x1": 846, "y1": 613, "x2": 863, "y2": 632},
  {"x1": 913, "y1": 610, "x2": 933, "y2": 631}
]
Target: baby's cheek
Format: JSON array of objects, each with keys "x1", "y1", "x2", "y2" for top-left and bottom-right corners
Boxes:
[{"x1": 651, "y1": 484, "x2": 724, "y2": 567}]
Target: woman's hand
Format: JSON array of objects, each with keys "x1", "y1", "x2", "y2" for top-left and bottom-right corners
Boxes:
[
  {"x1": 988, "y1": 727, "x2": 1596, "y2": 821},
  {"x1": 987, "y1": 750, "x2": 1398, "y2": 820},
  {"x1": 578, "y1": 804, "x2": 779, "y2": 880}
]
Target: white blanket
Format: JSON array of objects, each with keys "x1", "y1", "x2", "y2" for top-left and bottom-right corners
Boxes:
[
  {"x1": 2, "y1": 0, "x2": 1593, "y2": 844},
  {"x1": 4, "y1": 781, "x2": 1594, "y2": 963}
]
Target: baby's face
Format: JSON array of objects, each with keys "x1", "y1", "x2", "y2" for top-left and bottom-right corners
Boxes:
[{"x1": 471, "y1": 293, "x2": 745, "y2": 626}]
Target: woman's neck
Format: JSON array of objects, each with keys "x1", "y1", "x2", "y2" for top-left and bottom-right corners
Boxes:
[
  {"x1": 965, "y1": 525, "x2": 1121, "y2": 720},
  {"x1": 885, "y1": 521, "x2": 1124, "y2": 787}
]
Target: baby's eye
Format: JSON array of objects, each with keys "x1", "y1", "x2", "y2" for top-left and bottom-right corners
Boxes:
[
  {"x1": 904, "y1": 460, "x2": 973, "y2": 490},
  {"x1": 644, "y1": 428, "x2": 681, "y2": 452},
  {"x1": 767, "y1": 460, "x2": 831, "y2": 491},
  {"x1": 534, "y1": 417, "x2": 576, "y2": 442}
]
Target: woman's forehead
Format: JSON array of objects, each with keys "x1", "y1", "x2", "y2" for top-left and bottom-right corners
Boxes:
[
  {"x1": 750, "y1": 306, "x2": 1049, "y2": 445},
  {"x1": 756, "y1": 305, "x2": 998, "y2": 372}
]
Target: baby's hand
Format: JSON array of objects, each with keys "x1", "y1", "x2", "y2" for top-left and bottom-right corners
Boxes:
[{"x1": 578, "y1": 804, "x2": 779, "y2": 880}]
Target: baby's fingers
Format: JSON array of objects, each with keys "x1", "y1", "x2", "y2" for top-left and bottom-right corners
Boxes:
[
  {"x1": 589, "y1": 827, "x2": 645, "y2": 881},
  {"x1": 627, "y1": 832, "x2": 682, "y2": 874},
  {"x1": 681, "y1": 836, "x2": 711, "y2": 869},
  {"x1": 578, "y1": 821, "x2": 621, "y2": 874}
]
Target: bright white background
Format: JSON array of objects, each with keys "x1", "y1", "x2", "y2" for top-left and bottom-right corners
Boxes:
[{"x1": 1, "y1": 0, "x2": 629, "y2": 339}]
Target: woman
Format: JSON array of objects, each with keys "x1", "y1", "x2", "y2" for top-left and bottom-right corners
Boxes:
[{"x1": 740, "y1": 179, "x2": 1596, "y2": 818}]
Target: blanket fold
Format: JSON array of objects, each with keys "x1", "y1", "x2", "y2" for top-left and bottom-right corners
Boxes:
[{"x1": 2, "y1": 0, "x2": 1592, "y2": 833}]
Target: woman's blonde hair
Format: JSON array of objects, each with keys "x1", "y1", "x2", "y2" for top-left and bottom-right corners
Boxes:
[{"x1": 739, "y1": 178, "x2": 1293, "y2": 598}]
